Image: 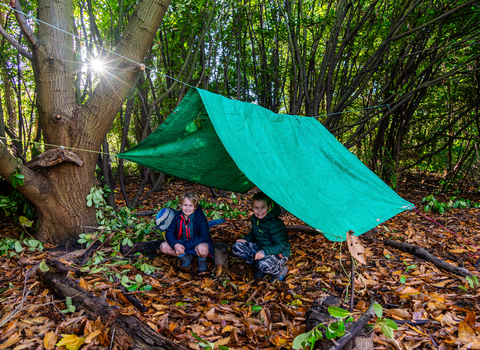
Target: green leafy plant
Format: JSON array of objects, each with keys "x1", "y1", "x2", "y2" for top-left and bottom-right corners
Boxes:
[
  {"x1": 292, "y1": 304, "x2": 397, "y2": 350},
  {"x1": 61, "y1": 297, "x2": 76, "y2": 313},
  {"x1": 459, "y1": 275, "x2": 480, "y2": 293},
  {"x1": 9, "y1": 168, "x2": 24, "y2": 189},
  {"x1": 400, "y1": 260, "x2": 417, "y2": 284},
  {"x1": 0, "y1": 237, "x2": 44, "y2": 257},
  {"x1": 422, "y1": 195, "x2": 480, "y2": 214},
  {"x1": 0, "y1": 190, "x2": 37, "y2": 227},
  {"x1": 200, "y1": 199, "x2": 247, "y2": 219},
  {"x1": 133, "y1": 257, "x2": 158, "y2": 275}
]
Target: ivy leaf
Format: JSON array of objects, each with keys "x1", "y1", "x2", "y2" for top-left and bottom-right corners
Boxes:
[
  {"x1": 328, "y1": 306, "x2": 351, "y2": 318},
  {"x1": 56, "y1": 334, "x2": 85, "y2": 350}
]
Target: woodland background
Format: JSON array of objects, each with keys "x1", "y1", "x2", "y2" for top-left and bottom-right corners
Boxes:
[{"x1": 0, "y1": 0, "x2": 480, "y2": 349}]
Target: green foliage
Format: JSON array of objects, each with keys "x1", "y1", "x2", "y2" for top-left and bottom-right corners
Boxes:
[
  {"x1": 400, "y1": 260, "x2": 417, "y2": 284},
  {"x1": 200, "y1": 196, "x2": 247, "y2": 220},
  {"x1": 422, "y1": 195, "x2": 480, "y2": 214},
  {"x1": 9, "y1": 169, "x2": 24, "y2": 189},
  {"x1": 459, "y1": 275, "x2": 480, "y2": 293},
  {"x1": 39, "y1": 260, "x2": 50, "y2": 272},
  {"x1": 61, "y1": 297, "x2": 76, "y2": 314},
  {"x1": 0, "y1": 237, "x2": 44, "y2": 258},
  {"x1": 292, "y1": 304, "x2": 397, "y2": 349},
  {"x1": 0, "y1": 189, "x2": 37, "y2": 228}
]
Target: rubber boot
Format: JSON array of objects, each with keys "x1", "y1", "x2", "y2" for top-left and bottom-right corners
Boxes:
[
  {"x1": 197, "y1": 257, "x2": 208, "y2": 273},
  {"x1": 178, "y1": 253, "x2": 194, "y2": 268}
]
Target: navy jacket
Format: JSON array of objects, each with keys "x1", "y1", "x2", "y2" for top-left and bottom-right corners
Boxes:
[{"x1": 165, "y1": 205, "x2": 214, "y2": 258}]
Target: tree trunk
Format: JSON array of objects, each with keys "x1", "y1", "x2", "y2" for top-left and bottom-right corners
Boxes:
[{"x1": 0, "y1": 0, "x2": 171, "y2": 244}]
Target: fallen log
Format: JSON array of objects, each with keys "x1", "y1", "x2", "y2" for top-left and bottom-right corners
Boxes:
[
  {"x1": 305, "y1": 296, "x2": 374, "y2": 350},
  {"x1": 384, "y1": 239, "x2": 472, "y2": 277},
  {"x1": 286, "y1": 225, "x2": 317, "y2": 234},
  {"x1": 39, "y1": 268, "x2": 187, "y2": 350}
]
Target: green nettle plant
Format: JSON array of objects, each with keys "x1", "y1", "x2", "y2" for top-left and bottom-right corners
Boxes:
[{"x1": 292, "y1": 304, "x2": 398, "y2": 350}]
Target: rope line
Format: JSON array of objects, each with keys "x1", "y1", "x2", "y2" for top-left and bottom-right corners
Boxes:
[
  {"x1": 0, "y1": 136, "x2": 112, "y2": 156},
  {"x1": 412, "y1": 207, "x2": 480, "y2": 257}
]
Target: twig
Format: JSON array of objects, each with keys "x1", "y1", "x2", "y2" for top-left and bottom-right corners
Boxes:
[
  {"x1": 246, "y1": 289, "x2": 258, "y2": 303},
  {"x1": 349, "y1": 256, "x2": 355, "y2": 313},
  {"x1": 109, "y1": 327, "x2": 115, "y2": 350}
]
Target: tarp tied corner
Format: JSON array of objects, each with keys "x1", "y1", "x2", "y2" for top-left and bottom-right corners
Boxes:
[{"x1": 118, "y1": 88, "x2": 414, "y2": 241}]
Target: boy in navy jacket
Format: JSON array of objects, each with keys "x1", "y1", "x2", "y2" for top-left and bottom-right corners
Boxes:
[{"x1": 160, "y1": 193, "x2": 214, "y2": 273}]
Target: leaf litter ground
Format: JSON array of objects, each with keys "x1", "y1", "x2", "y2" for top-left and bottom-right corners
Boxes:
[{"x1": 1, "y1": 173, "x2": 480, "y2": 350}]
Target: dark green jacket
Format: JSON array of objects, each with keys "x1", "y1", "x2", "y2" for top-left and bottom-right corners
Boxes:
[{"x1": 243, "y1": 203, "x2": 291, "y2": 257}]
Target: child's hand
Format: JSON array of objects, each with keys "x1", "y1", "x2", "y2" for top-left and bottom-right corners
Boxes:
[
  {"x1": 236, "y1": 239, "x2": 247, "y2": 243},
  {"x1": 254, "y1": 251, "x2": 265, "y2": 260},
  {"x1": 174, "y1": 243, "x2": 185, "y2": 255}
]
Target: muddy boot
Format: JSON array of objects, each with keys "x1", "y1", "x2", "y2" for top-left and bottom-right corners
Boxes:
[
  {"x1": 271, "y1": 265, "x2": 288, "y2": 282},
  {"x1": 178, "y1": 253, "x2": 194, "y2": 268},
  {"x1": 197, "y1": 257, "x2": 208, "y2": 273}
]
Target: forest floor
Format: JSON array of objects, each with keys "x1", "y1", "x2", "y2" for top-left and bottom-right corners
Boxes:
[{"x1": 1, "y1": 172, "x2": 480, "y2": 350}]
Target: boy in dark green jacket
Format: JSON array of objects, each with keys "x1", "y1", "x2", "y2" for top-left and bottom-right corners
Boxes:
[{"x1": 232, "y1": 192, "x2": 290, "y2": 281}]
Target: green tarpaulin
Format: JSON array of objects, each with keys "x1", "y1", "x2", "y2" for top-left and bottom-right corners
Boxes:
[{"x1": 118, "y1": 88, "x2": 414, "y2": 241}]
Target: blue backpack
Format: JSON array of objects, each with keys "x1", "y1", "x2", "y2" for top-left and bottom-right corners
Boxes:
[{"x1": 154, "y1": 207, "x2": 225, "y2": 231}]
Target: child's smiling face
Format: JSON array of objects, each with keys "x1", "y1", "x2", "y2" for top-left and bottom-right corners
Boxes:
[
  {"x1": 181, "y1": 198, "x2": 195, "y2": 218},
  {"x1": 253, "y1": 200, "x2": 271, "y2": 220}
]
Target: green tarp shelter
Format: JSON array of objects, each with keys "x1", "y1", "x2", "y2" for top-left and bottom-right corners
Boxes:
[{"x1": 118, "y1": 88, "x2": 414, "y2": 241}]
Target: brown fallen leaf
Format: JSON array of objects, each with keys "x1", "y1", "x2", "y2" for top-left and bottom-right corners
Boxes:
[
  {"x1": 459, "y1": 320, "x2": 475, "y2": 338},
  {"x1": 465, "y1": 310, "x2": 477, "y2": 327},
  {"x1": 346, "y1": 231, "x2": 366, "y2": 265},
  {"x1": 0, "y1": 333, "x2": 21, "y2": 349},
  {"x1": 44, "y1": 331, "x2": 57, "y2": 350},
  {"x1": 215, "y1": 335, "x2": 231, "y2": 346},
  {"x1": 79, "y1": 277, "x2": 89, "y2": 291},
  {"x1": 84, "y1": 330, "x2": 101, "y2": 344}
]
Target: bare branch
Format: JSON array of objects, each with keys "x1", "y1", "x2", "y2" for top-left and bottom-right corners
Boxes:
[
  {"x1": 0, "y1": 23, "x2": 32, "y2": 60},
  {"x1": 11, "y1": 0, "x2": 39, "y2": 48}
]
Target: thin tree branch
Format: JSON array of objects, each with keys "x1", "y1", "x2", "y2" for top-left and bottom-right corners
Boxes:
[
  {"x1": 11, "y1": 0, "x2": 39, "y2": 48},
  {"x1": 0, "y1": 23, "x2": 32, "y2": 60}
]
